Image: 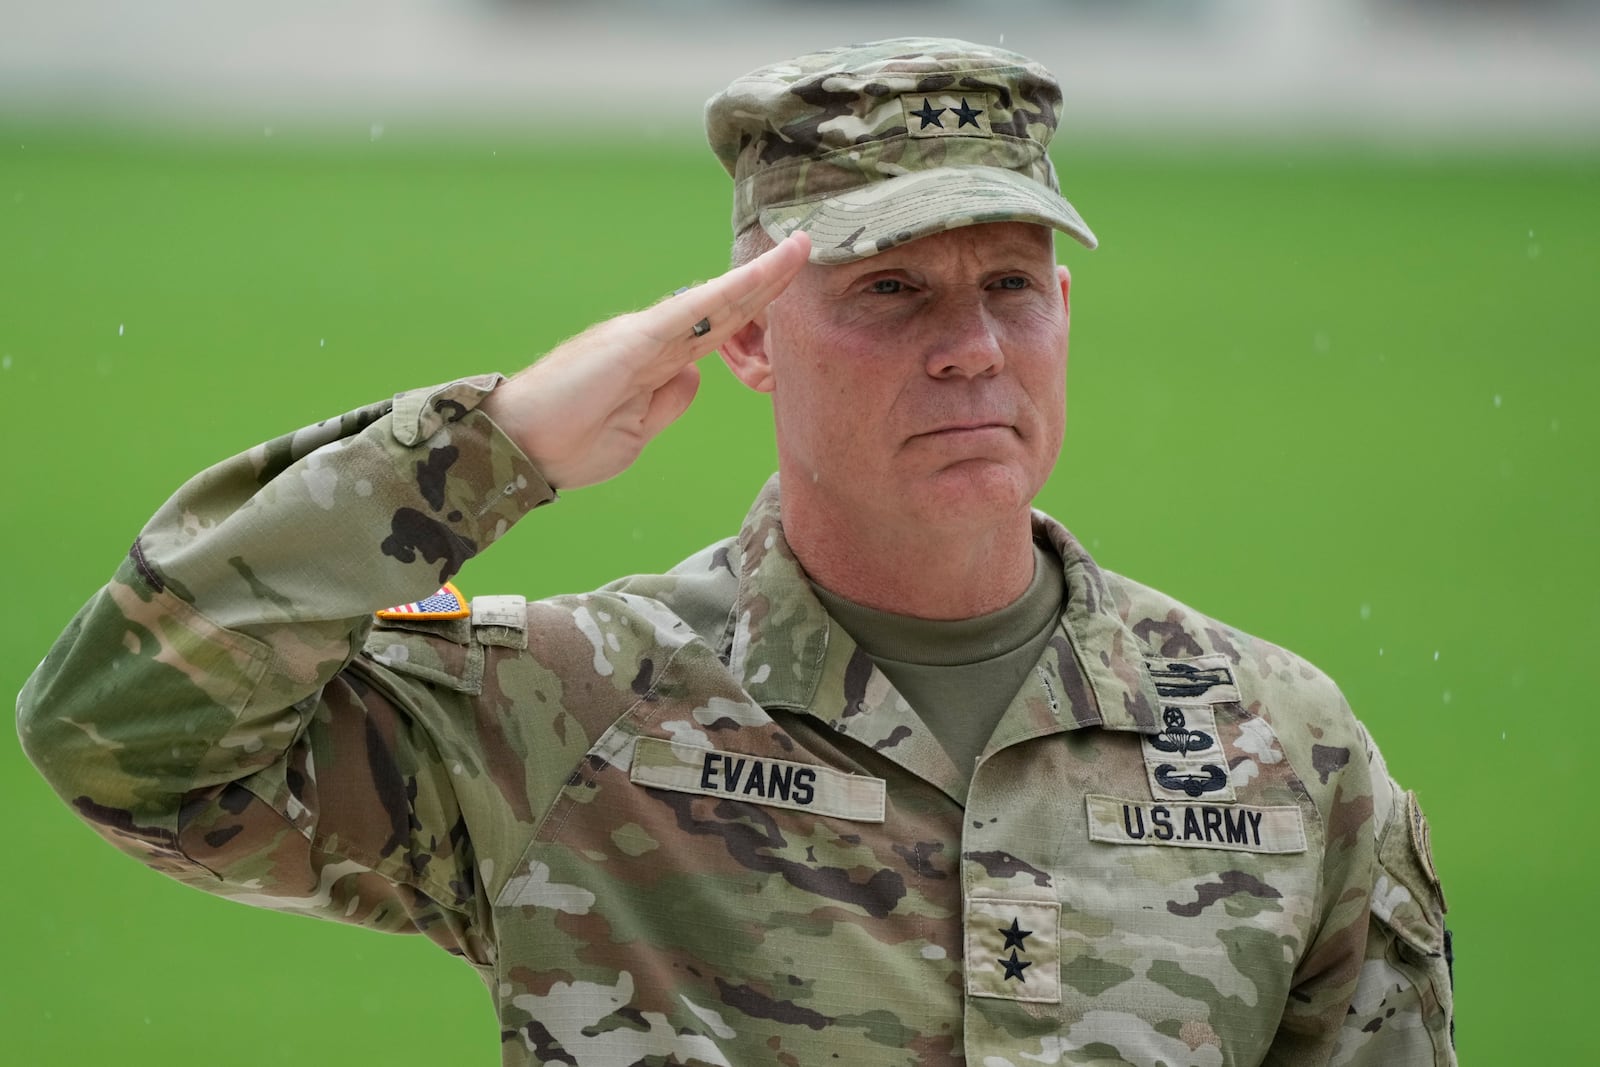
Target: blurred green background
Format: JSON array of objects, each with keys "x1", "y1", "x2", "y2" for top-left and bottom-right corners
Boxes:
[{"x1": 1, "y1": 119, "x2": 1595, "y2": 1064}]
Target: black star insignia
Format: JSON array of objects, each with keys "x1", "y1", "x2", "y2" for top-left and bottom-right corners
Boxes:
[
  {"x1": 951, "y1": 97, "x2": 984, "y2": 129},
  {"x1": 999, "y1": 949, "x2": 1032, "y2": 982},
  {"x1": 909, "y1": 98, "x2": 946, "y2": 130},
  {"x1": 999, "y1": 918, "x2": 1031, "y2": 951}
]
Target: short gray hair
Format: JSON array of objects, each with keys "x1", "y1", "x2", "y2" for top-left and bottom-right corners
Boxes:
[{"x1": 731, "y1": 224, "x2": 776, "y2": 268}]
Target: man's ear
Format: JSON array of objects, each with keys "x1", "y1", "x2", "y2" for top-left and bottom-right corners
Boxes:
[
  {"x1": 1057, "y1": 264, "x2": 1071, "y2": 313},
  {"x1": 719, "y1": 312, "x2": 776, "y2": 394}
]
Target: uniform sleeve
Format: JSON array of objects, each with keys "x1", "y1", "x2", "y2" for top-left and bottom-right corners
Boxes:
[
  {"x1": 1258, "y1": 696, "x2": 1455, "y2": 1067},
  {"x1": 1327, "y1": 727, "x2": 1456, "y2": 1066},
  {"x1": 16, "y1": 376, "x2": 553, "y2": 962}
]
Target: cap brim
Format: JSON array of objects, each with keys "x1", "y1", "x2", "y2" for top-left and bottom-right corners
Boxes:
[{"x1": 758, "y1": 165, "x2": 1098, "y2": 265}]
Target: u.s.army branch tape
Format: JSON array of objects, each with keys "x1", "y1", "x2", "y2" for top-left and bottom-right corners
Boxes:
[{"x1": 1086, "y1": 794, "x2": 1307, "y2": 854}]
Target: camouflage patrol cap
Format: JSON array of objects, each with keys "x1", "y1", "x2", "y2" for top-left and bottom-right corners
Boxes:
[{"x1": 706, "y1": 37, "x2": 1098, "y2": 265}]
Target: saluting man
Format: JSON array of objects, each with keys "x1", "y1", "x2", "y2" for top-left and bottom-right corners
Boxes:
[{"x1": 18, "y1": 38, "x2": 1454, "y2": 1066}]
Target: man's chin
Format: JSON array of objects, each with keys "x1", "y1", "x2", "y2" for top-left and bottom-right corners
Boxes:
[{"x1": 904, "y1": 460, "x2": 1040, "y2": 525}]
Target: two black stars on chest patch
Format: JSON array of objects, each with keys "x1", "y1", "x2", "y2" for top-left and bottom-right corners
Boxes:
[
  {"x1": 998, "y1": 917, "x2": 1033, "y2": 982},
  {"x1": 965, "y1": 898, "x2": 1061, "y2": 1003}
]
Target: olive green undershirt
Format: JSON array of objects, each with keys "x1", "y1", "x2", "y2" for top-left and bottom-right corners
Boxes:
[{"x1": 809, "y1": 543, "x2": 1064, "y2": 788}]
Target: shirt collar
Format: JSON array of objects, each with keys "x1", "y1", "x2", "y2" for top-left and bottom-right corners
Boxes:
[{"x1": 725, "y1": 476, "x2": 1163, "y2": 734}]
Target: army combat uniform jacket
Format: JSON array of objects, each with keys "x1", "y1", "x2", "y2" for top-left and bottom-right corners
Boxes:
[{"x1": 19, "y1": 376, "x2": 1454, "y2": 1066}]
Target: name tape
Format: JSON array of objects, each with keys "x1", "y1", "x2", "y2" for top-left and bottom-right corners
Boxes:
[
  {"x1": 1086, "y1": 794, "x2": 1307, "y2": 854},
  {"x1": 630, "y1": 738, "x2": 886, "y2": 823}
]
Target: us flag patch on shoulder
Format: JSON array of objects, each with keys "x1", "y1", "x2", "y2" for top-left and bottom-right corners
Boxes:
[{"x1": 375, "y1": 582, "x2": 470, "y2": 621}]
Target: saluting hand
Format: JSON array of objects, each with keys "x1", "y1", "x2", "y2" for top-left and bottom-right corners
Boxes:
[{"x1": 481, "y1": 231, "x2": 810, "y2": 490}]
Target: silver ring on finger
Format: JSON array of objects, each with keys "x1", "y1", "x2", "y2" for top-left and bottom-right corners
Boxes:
[{"x1": 673, "y1": 286, "x2": 711, "y2": 339}]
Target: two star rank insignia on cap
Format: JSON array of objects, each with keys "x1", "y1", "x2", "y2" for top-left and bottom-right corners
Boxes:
[
  {"x1": 902, "y1": 92, "x2": 994, "y2": 139},
  {"x1": 375, "y1": 582, "x2": 470, "y2": 620}
]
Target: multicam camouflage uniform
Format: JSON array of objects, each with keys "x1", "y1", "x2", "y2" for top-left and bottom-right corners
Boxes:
[
  {"x1": 19, "y1": 376, "x2": 1453, "y2": 1065},
  {"x1": 703, "y1": 38, "x2": 1099, "y2": 262},
  {"x1": 21, "y1": 35, "x2": 1453, "y2": 1067}
]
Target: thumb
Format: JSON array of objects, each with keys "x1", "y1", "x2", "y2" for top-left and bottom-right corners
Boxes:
[{"x1": 639, "y1": 363, "x2": 702, "y2": 440}]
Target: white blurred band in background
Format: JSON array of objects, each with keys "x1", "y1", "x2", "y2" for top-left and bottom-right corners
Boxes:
[{"x1": 2, "y1": 0, "x2": 1596, "y2": 143}]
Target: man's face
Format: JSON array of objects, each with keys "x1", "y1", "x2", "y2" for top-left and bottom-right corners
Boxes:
[{"x1": 729, "y1": 222, "x2": 1071, "y2": 532}]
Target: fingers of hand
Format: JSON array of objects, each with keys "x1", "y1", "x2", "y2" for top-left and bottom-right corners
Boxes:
[
  {"x1": 723, "y1": 229, "x2": 811, "y2": 324},
  {"x1": 640, "y1": 363, "x2": 702, "y2": 440},
  {"x1": 643, "y1": 231, "x2": 811, "y2": 355},
  {"x1": 498, "y1": 234, "x2": 807, "y2": 490}
]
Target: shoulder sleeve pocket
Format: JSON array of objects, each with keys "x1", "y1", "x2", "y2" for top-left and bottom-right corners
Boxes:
[
  {"x1": 1336, "y1": 786, "x2": 1456, "y2": 1065},
  {"x1": 361, "y1": 620, "x2": 484, "y2": 694},
  {"x1": 1374, "y1": 791, "x2": 1448, "y2": 958}
]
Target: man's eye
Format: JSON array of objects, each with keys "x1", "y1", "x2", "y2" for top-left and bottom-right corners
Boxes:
[
  {"x1": 867, "y1": 278, "x2": 905, "y2": 294},
  {"x1": 994, "y1": 275, "x2": 1029, "y2": 291}
]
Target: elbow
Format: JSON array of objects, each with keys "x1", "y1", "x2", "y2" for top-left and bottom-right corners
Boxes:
[{"x1": 17, "y1": 620, "x2": 186, "y2": 853}]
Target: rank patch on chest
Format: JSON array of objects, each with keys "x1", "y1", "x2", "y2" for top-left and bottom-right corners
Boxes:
[
  {"x1": 629, "y1": 737, "x2": 886, "y2": 823},
  {"x1": 1085, "y1": 795, "x2": 1307, "y2": 854},
  {"x1": 965, "y1": 898, "x2": 1060, "y2": 1003},
  {"x1": 374, "y1": 581, "x2": 470, "y2": 620}
]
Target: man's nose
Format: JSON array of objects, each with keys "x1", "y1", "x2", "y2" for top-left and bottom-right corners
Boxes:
[{"x1": 924, "y1": 297, "x2": 1005, "y2": 379}]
